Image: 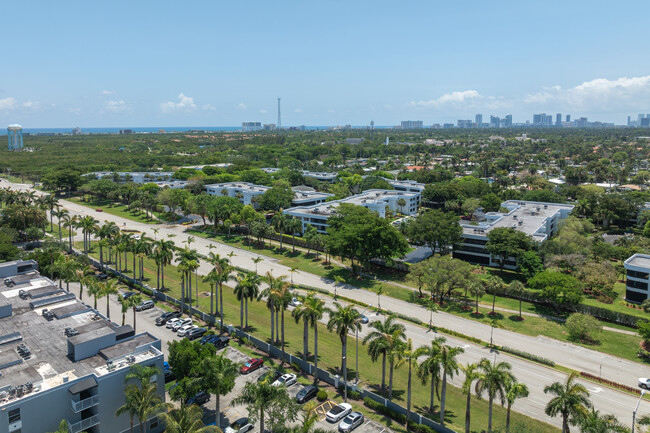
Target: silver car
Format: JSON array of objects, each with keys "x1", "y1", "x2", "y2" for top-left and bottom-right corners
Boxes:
[{"x1": 338, "y1": 411, "x2": 364, "y2": 433}]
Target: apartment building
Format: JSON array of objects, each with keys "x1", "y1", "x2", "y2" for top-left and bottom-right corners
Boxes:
[
  {"x1": 0, "y1": 260, "x2": 165, "y2": 433},
  {"x1": 624, "y1": 254, "x2": 650, "y2": 302},
  {"x1": 205, "y1": 182, "x2": 333, "y2": 207},
  {"x1": 453, "y1": 200, "x2": 574, "y2": 269}
]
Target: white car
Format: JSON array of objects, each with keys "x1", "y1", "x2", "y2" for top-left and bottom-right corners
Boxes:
[
  {"x1": 326, "y1": 402, "x2": 352, "y2": 423},
  {"x1": 224, "y1": 417, "x2": 254, "y2": 433},
  {"x1": 639, "y1": 377, "x2": 650, "y2": 389},
  {"x1": 166, "y1": 318, "x2": 181, "y2": 329},
  {"x1": 272, "y1": 373, "x2": 297, "y2": 387},
  {"x1": 338, "y1": 411, "x2": 364, "y2": 433},
  {"x1": 177, "y1": 324, "x2": 197, "y2": 337},
  {"x1": 289, "y1": 297, "x2": 302, "y2": 307},
  {"x1": 172, "y1": 318, "x2": 192, "y2": 331}
]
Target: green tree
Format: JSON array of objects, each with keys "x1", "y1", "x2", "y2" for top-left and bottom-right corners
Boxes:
[
  {"x1": 116, "y1": 366, "x2": 168, "y2": 433},
  {"x1": 507, "y1": 280, "x2": 526, "y2": 320},
  {"x1": 565, "y1": 313, "x2": 602, "y2": 343},
  {"x1": 167, "y1": 339, "x2": 216, "y2": 381},
  {"x1": 461, "y1": 363, "x2": 480, "y2": 433},
  {"x1": 326, "y1": 303, "x2": 362, "y2": 391},
  {"x1": 485, "y1": 227, "x2": 532, "y2": 274},
  {"x1": 518, "y1": 250, "x2": 544, "y2": 280},
  {"x1": 232, "y1": 381, "x2": 299, "y2": 433},
  {"x1": 544, "y1": 372, "x2": 591, "y2": 433},
  {"x1": 364, "y1": 316, "x2": 406, "y2": 392},
  {"x1": 395, "y1": 338, "x2": 417, "y2": 430},
  {"x1": 474, "y1": 358, "x2": 514, "y2": 432},
  {"x1": 578, "y1": 408, "x2": 628, "y2": 433},
  {"x1": 504, "y1": 379, "x2": 529, "y2": 433},
  {"x1": 407, "y1": 209, "x2": 462, "y2": 255},
  {"x1": 528, "y1": 270, "x2": 583, "y2": 308},
  {"x1": 414, "y1": 336, "x2": 445, "y2": 414},
  {"x1": 199, "y1": 354, "x2": 238, "y2": 429},
  {"x1": 436, "y1": 343, "x2": 464, "y2": 425},
  {"x1": 161, "y1": 404, "x2": 219, "y2": 433},
  {"x1": 258, "y1": 180, "x2": 294, "y2": 211}
]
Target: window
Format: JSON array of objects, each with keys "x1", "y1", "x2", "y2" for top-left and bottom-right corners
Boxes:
[
  {"x1": 8, "y1": 408, "x2": 20, "y2": 423},
  {"x1": 149, "y1": 417, "x2": 159, "y2": 429}
]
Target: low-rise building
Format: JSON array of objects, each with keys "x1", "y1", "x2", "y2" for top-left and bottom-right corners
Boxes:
[
  {"x1": 300, "y1": 171, "x2": 338, "y2": 183},
  {"x1": 453, "y1": 200, "x2": 574, "y2": 269},
  {"x1": 205, "y1": 182, "x2": 334, "y2": 207},
  {"x1": 285, "y1": 189, "x2": 420, "y2": 234},
  {"x1": 86, "y1": 171, "x2": 174, "y2": 184},
  {"x1": 0, "y1": 260, "x2": 165, "y2": 433},
  {"x1": 388, "y1": 179, "x2": 425, "y2": 197},
  {"x1": 624, "y1": 254, "x2": 650, "y2": 302}
]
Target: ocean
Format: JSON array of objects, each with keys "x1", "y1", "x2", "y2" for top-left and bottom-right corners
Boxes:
[{"x1": 0, "y1": 125, "x2": 386, "y2": 135}]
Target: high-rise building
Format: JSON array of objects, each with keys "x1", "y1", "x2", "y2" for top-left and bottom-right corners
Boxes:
[
  {"x1": 642, "y1": 118, "x2": 650, "y2": 127},
  {"x1": 489, "y1": 116, "x2": 500, "y2": 128},
  {"x1": 628, "y1": 116, "x2": 632, "y2": 126},
  {"x1": 566, "y1": 115, "x2": 571, "y2": 123},
  {"x1": 400, "y1": 120, "x2": 423, "y2": 129},
  {"x1": 7, "y1": 124, "x2": 23, "y2": 151},
  {"x1": 556, "y1": 113, "x2": 562, "y2": 126},
  {"x1": 457, "y1": 119, "x2": 473, "y2": 128},
  {"x1": 545, "y1": 115, "x2": 553, "y2": 126},
  {"x1": 475, "y1": 114, "x2": 482, "y2": 127},
  {"x1": 503, "y1": 115, "x2": 513, "y2": 127},
  {"x1": 575, "y1": 117, "x2": 588, "y2": 127},
  {"x1": 533, "y1": 113, "x2": 546, "y2": 126},
  {"x1": 242, "y1": 122, "x2": 262, "y2": 131}
]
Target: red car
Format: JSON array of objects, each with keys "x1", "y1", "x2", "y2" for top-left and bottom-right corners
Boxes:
[
  {"x1": 95, "y1": 208, "x2": 103, "y2": 212},
  {"x1": 240, "y1": 358, "x2": 263, "y2": 374}
]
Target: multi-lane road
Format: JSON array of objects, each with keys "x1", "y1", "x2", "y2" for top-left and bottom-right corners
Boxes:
[{"x1": 6, "y1": 179, "x2": 650, "y2": 428}]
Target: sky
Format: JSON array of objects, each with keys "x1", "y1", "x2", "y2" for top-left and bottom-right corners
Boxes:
[{"x1": 1, "y1": 0, "x2": 649, "y2": 128}]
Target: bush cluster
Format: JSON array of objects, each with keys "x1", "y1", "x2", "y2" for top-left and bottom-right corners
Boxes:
[
  {"x1": 316, "y1": 390, "x2": 327, "y2": 402},
  {"x1": 580, "y1": 371, "x2": 642, "y2": 395},
  {"x1": 363, "y1": 397, "x2": 406, "y2": 424},
  {"x1": 498, "y1": 346, "x2": 555, "y2": 367}
]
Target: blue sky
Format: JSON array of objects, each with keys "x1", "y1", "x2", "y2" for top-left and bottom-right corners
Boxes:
[{"x1": 1, "y1": 0, "x2": 649, "y2": 127}]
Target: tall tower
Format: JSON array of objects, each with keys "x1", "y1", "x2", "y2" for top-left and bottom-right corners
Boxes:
[
  {"x1": 370, "y1": 120, "x2": 374, "y2": 141},
  {"x1": 7, "y1": 124, "x2": 23, "y2": 151},
  {"x1": 277, "y1": 97, "x2": 281, "y2": 131}
]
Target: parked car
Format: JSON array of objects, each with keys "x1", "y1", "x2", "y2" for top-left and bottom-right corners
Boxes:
[
  {"x1": 295, "y1": 384, "x2": 318, "y2": 404},
  {"x1": 177, "y1": 324, "x2": 198, "y2": 337},
  {"x1": 257, "y1": 370, "x2": 282, "y2": 384},
  {"x1": 135, "y1": 300, "x2": 154, "y2": 311},
  {"x1": 166, "y1": 318, "x2": 182, "y2": 329},
  {"x1": 326, "y1": 403, "x2": 352, "y2": 423},
  {"x1": 240, "y1": 358, "x2": 263, "y2": 374},
  {"x1": 359, "y1": 314, "x2": 369, "y2": 324},
  {"x1": 186, "y1": 327, "x2": 207, "y2": 340},
  {"x1": 186, "y1": 391, "x2": 210, "y2": 406},
  {"x1": 95, "y1": 208, "x2": 103, "y2": 212},
  {"x1": 212, "y1": 335, "x2": 230, "y2": 350},
  {"x1": 639, "y1": 377, "x2": 650, "y2": 389},
  {"x1": 200, "y1": 334, "x2": 219, "y2": 345},
  {"x1": 95, "y1": 272, "x2": 109, "y2": 280},
  {"x1": 338, "y1": 412, "x2": 364, "y2": 432},
  {"x1": 121, "y1": 291, "x2": 136, "y2": 300},
  {"x1": 156, "y1": 311, "x2": 182, "y2": 326},
  {"x1": 289, "y1": 297, "x2": 302, "y2": 307},
  {"x1": 172, "y1": 318, "x2": 192, "y2": 331},
  {"x1": 272, "y1": 373, "x2": 297, "y2": 387},
  {"x1": 224, "y1": 417, "x2": 254, "y2": 433}
]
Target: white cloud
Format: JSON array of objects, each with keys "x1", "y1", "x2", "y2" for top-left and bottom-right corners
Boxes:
[
  {"x1": 160, "y1": 93, "x2": 197, "y2": 113},
  {"x1": 0, "y1": 97, "x2": 17, "y2": 110},
  {"x1": 410, "y1": 90, "x2": 482, "y2": 108},
  {"x1": 202, "y1": 104, "x2": 216, "y2": 111},
  {"x1": 237, "y1": 102, "x2": 247, "y2": 110},
  {"x1": 259, "y1": 109, "x2": 268, "y2": 114},
  {"x1": 294, "y1": 108, "x2": 303, "y2": 113},
  {"x1": 105, "y1": 100, "x2": 130, "y2": 114},
  {"x1": 101, "y1": 90, "x2": 115, "y2": 95}
]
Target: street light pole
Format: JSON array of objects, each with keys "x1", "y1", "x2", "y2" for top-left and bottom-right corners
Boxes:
[
  {"x1": 356, "y1": 305, "x2": 371, "y2": 384},
  {"x1": 632, "y1": 390, "x2": 646, "y2": 433}
]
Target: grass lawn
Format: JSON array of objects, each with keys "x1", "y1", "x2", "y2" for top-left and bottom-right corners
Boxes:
[
  {"x1": 45, "y1": 224, "x2": 75, "y2": 240},
  {"x1": 81, "y1": 243, "x2": 558, "y2": 433},
  {"x1": 68, "y1": 197, "x2": 167, "y2": 224}
]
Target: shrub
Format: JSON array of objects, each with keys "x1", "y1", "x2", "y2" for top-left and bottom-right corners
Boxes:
[
  {"x1": 638, "y1": 322, "x2": 650, "y2": 343},
  {"x1": 499, "y1": 346, "x2": 555, "y2": 367},
  {"x1": 363, "y1": 397, "x2": 406, "y2": 424},
  {"x1": 566, "y1": 313, "x2": 602, "y2": 343},
  {"x1": 316, "y1": 390, "x2": 327, "y2": 402},
  {"x1": 580, "y1": 371, "x2": 642, "y2": 395},
  {"x1": 348, "y1": 390, "x2": 361, "y2": 400}
]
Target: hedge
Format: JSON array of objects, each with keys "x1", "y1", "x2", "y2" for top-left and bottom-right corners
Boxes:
[
  {"x1": 363, "y1": 397, "x2": 406, "y2": 424},
  {"x1": 498, "y1": 346, "x2": 555, "y2": 367},
  {"x1": 580, "y1": 371, "x2": 642, "y2": 395}
]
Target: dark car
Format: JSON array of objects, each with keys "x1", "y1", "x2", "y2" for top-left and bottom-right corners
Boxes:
[
  {"x1": 121, "y1": 291, "x2": 136, "y2": 300},
  {"x1": 96, "y1": 272, "x2": 109, "y2": 280},
  {"x1": 240, "y1": 358, "x2": 263, "y2": 374},
  {"x1": 186, "y1": 327, "x2": 207, "y2": 340},
  {"x1": 257, "y1": 369, "x2": 282, "y2": 384},
  {"x1": 200, "y1": 334, "x2": 219, "y2": 345},
  {"x1": 212, "y1": 335, "x2": 230, "y2": 350},
  {"x1": 156, "y1": 311, "x2": 182, "y2": 326},
  {"x1": 186, "y1": 391, "x2": 210, "y2": 406},
  {"x1": 295, "y1": 385, "x2": 319, "y2": 404}
]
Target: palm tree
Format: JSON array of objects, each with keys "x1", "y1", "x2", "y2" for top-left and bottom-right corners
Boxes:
[
  {"x1": 291, "y1": 294, "x2": 312, "y2": 362},
  {"x1": 199, "y1": 354, "x2": 239, "y2": 430},
  {"x1": 118, "y1": 295, "x2": 129, "y2": 326},
  {"x1": 53, "y1": 208, "x2": 69, "y2": 242},
  {"x1": 48, "y1": 420, "x2": 70, "y2": 433},
  {"x1": 87, "y1": 279, "x2": 103, "y2": 310},
  {"x1": 326, "y1": 303, "x2": 362, "y2": 396},
  {"x1": 395, "y1": 338, "x2": 417, "y2": 431},
  {"x1": 504, "y1": 379, "x2": 529, "y2": 433},
  {"x1": 260, "y1": 271, "x2": 286, "y2": 344},
  {"x1": 276, "y1": 280, "x2": 293, "y2": 363},
  {"x1": 231, "y1": 380, "x2": 289, "y2": 433},
  {"x1": 213, "y1": 260, "x2": 234, "y2": 334},
  {"x1": 508, "y1": 280, "x2": 526, "y2": 320},
  {"x1": 117, "y1": 366, "x2": 169, "y2": 433},
  {"x1": 483, "y1": 275, "x2": 505, "y2": 315},
  {"x1": 61, "y1": 214, "x2": 76, "y2": 253},
  {"x1": 544, "y1": 373, "x2": 591, "y2": 433},
  {"x1": 155, "y1": 239, "x2": 175, "y2": 290},
  {"x1": 303, "y1": 292, "x2": 325, "y2": 380},
  {"x1": 397, "y1": 198, "x2": 406, "y2": 214},
  {"x1": 461, "y1": 363, "x2": 480, "y2": 433},
  {"x1": 363, "y1": 316, "x2": 406, "y2": 392},
  {"x1": 74, "y1": 265, "x2": 92, "y2": 301},
  {"x1": 234, "y1": 273, "x2": 259, "y2": 329},
  {"x1": 161, "y1": 404, "x2": 219, "y2": 433},
  {"x1": 286, "y1": 217, "x2": 302, "y2": 253},
  {"x1": 115, "y1": 389, "x2": 138, "y2": 433},
  {"x1": 127, "y1": 294, "x2": 143, "y2": 331},
  {"x1": 271, "y1": 211, "x2": 287, "y2": 249},
  {"x1": 252, "y1": 256, "x2": 263, "y2": 274},
  {"x1": 438, "y1": 344, "x2": 464, "y2": 425},
  {"x1": 475, "y1": 358, "x2": 514, "y2": 432},
  {"x1": 414, "y1": 336, "x2": 445, "y2": 414},
  {"x1": 101, "y1": 280, "x2": 120, "y2": 320},
  {"x1": 578, "y1": 408, "x2": 628, "y2": 433}
]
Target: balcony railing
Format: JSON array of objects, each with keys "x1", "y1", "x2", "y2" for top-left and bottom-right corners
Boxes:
[
  {"x1": 67, "y1": 414, "x2": 100, "y2": 433},
  {"x1": 71, "y1": 395, "x2": 99, "y2": 413}
]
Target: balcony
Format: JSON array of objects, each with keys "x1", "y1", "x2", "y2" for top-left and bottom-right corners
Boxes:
[
  {"x1": 67, "y1": 414, "x2": 100, "y2": 433},
  {"x1": 71, "y1": 395, "x2": 99, "y2": 413}
]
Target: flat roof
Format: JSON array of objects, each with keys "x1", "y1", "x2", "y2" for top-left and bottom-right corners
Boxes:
[
  {"x1": 205, "y1": 182, "x2": 270, "y2": 193},
  {"x1": 286, "y1": 189, "x2": 419, "y2": 217},
  {"x1": 625, "y1": 254, "x2": 650, "y2": 269},
  {"x1": 0, "y1": 267, "x2": 161, "y2": 406}
]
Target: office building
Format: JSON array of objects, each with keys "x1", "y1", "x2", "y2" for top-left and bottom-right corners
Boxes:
[
  {"x1": 575, "y1": 117, "x2": 589, "y2": 128},
  {"x1": 628, "y1": 116, "x2": 632, "y2": 126},
  {"x1": 624, "y1": 254, "x2": 650, "y2": 302},
  {"x1": 0, "y1": 260, "x2": 165, "y2": 433},
  {"x1": 545, "y1": 115, "x2": 553, "y2": 126},
  {"x1": 457, "y1": 119, "x2": 473, "y2": 128},
  {"x1": 566, "y1": 115, "x2": 571, "y2": 123},
  {"x1": 242, "y1": 122, "x2": 262, "y2": 132},
  {"x1": 642, "y1": 118, "x2": 650, "y2": 127},
  {"x1": 300, "y1": 171, "x2": 338, "y2": 183},
  {"x1": 489, "y1": 116, "x2": 500, "y2": 128},
  {"x1": 86, "y1": 172, "x2": 174, "y2": 184},
  {"x1": 118, "y1": 129, "x2": 133, "y2": 135},
  {"x1": 72, "y1": 127, "x2": 82, "y2": 135},
  {"x1": 205, "y1": 182, "x2": 333, "y2": 207},
  {"x1": 400, "y1": 120, "x2": 423, "y2": 129},
  {"x1": 7, "y1": 125, "x2": 23, "y2": 151},
  {"x1": 388, "y1": 179, "x2": 425, "y2": 195},
  {"x1": 475, "y1": 114, "x2": 482, "y2": 127},
  {"x1": 285, "y1": 189, "x2": 420, "y2": 234},
  {"x1": 453, "y1": 200, "x2": 574, "y2": 269},
  {"x1": 503, "y1": 115, "x2": 513, "y2": 127},
  {"x1": 556, "y1": 113, "x2": 562, "y2": 126},
  {"x1": 263, "y1": 124, "x2": 276, "y2": 131},
  {"x1": 532, "y1": 113, "x2": 545, "y2": 126}
]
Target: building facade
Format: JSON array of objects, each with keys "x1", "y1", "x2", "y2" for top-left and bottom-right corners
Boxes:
[
  {"x1": 7, "y1": 125, "x2": 23, "y2": 151},
  {"x1": 453, "y1": 200, "x2": 574, "y2": 269},
  {"x1": 205, "y1": 182, "x2": 333, "y2": 207},
  {"x1": 0, "y1": 260, "x2": 165, "y2": 433},
  {"x1": 623, "y1": 254, "x2": 650, "y2": 302}
]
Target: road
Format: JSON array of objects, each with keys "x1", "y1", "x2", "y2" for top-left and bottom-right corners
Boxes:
[{"x1": 6, "y1": 180, "x2": 650, "y2": 428}]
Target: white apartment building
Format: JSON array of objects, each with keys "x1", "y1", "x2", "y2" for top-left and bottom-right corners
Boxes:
[
  {"x1": 285, "y1": 189, "x2": 420, "y2": 234},
  {"x1": 87, "y1": 172, "x2": 174, "y2": 184},
  {"x1": 205, "y1": 182, "x2": 334, "y2": 207},
  {"x1": 624, "y1": 254, "x2": 650, "y2": 302},
  {"x1": 453, "y1": 200, "x2": 574, "y2": 269}
]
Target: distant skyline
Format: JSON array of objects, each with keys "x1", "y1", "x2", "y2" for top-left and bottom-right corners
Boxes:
[{"x1": 1, "y1": 1, "x2": 649, "y2": 128}]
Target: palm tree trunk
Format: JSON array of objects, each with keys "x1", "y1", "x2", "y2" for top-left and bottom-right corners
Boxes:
[
  {"x1": 156, "y1": 263, "x2": 160, "y2": 289},
  {"x1": 491, "y1": 292, "x2": 496, "y2": 314},
  {"x1": 161, "y1": 264, "x2": 165, "y2": 290},
  {"x1": 106, "y1": 297, "x2": 110, "y2": 319},
  {"x1": 429, "y1": 375, "x2": 435, "y2": 412},
  {"x1": 259, "y1": 409, "x2": 264, "y2": 433},
  {"x1": 216, "y1": 394, "x2": 221, "y2": 429},
  {"x1": 440, "y1": 371, "x2": 447, "y2": 424},
  {"x1": 275, "y1": 308, "x2": 280, "y2": 343},
  {"x1": 240, "y1": 298, "x2": 244, "y2": 329},
  {"x1": 519, "y1": 296, "x2": 523, "y2": 319},
  {"x1": 79, "y1": 282, "x2": 84, "y2": 301},
  {"x1": 219, "y1": 283, "x2": 224, "y2": 334},
  {"x1": 270, "y1": 308, "x2": 275, "y2": 344},
  {"x1": 381, "y1": 353, "x2": 387, "y2": 391},
  {"x1": 488, "y1": 396, "x2": 493, "y2": 432},
  {"x1": 506, "y1": 405, "x2": 511, "y2": 433},
  {"x1": 465, "y1": 392, "x2": 471, "y2": 433},
  {"x1": 133, "y1": 307, "x2": 137, "y2": 332},
  {"x1": 181, "y1": 278, "x2": 185, "y2": 315},
  {"x1": 303, "y1": 320, "x2": 308, "y2": 362},
  {"x1": 245, "y1": 297, "x2": 249, "y2": 329},
  {"x1": 389, "y1": 360, "x2": 394, "y2": 399},
  {"x1": 406, "y1": 361, "x2": 412, "y2": 431},
  {"x1": 281, "y1": 310, "x2": 286, "y2": 364},
  {"x1": 132, "y1": 254, "x2": 136, "y2": 279},
  {"x1": 122, "y1": 311, "x2": 125, "y2": 326},
  {"x1": 314, "y1": 325, "x2": 319, "y2": 382}
]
